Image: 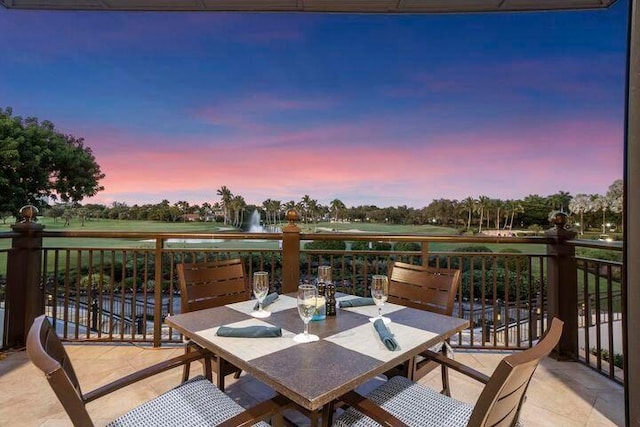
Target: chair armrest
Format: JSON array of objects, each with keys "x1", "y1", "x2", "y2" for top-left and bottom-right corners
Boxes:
[
  {"x1": 420, "y1": 349, "x2": 490, "y2": 384},
  {"x1": 340, "y1": 391, "x2": 410, "y2": 427},
  {"x1": 218, "y1": 395, "x2": 290, "y2": 427},
  {"x1": 83, "y1": 346, "x2": 212, "y2": 403}
]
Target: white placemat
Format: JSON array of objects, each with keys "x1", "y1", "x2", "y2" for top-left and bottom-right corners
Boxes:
[
  {"x1": 195, "y1": 318, "x2": 298, "y2": 361},
  {"x1": 325, "y1": 321, "x2": 437, "y2": 362},
  {"x1": 227, "y1": 294, "x2": 298, "y2": 315}
]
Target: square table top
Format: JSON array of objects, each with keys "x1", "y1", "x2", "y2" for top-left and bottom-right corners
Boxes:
[{"x1": 165, "y1": 294, "x2": 469, "y2": 411}]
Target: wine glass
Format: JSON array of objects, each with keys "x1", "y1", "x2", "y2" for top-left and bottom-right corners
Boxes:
[
  {"x1": 318, "y1": 265, "x2": 332, "y2": 284},
  {"x1": 251, "y1": 271, "x2": 271, "y2": 318},
  {"x1": 369, "y1": 275, "x2": 391, "y2": 324},
  {"x1": 293, "y1": 284, "x2": 320, "y2": 343}
]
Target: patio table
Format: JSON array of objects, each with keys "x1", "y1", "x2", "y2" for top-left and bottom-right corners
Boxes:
[{"x1": 164, "y1": 293, "x2": 469, "y2": 425}]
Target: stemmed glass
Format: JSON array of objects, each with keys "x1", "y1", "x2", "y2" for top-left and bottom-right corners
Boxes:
[
  {"x1": 369, "y1": 275, "x2": 391, "y2": 325},
  {"x1": 251, "y1": 271, "x2": 271, "y2": 318},
  {"x1": 318, "y1": 265, "x2": 332, "y2": 284},
  {"x1": 294, "y1": 284, "x2": 320, "y2": 343}
]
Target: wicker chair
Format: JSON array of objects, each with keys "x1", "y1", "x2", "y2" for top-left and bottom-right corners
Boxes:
[
  {"x1": 27, "y1": 315, "x2": 285, "y2": 427},
  {"x1": 385, "y1": 261, "x2": 461, "y2": 393},
  {"x1": 177, "y1": 258, "x2": 249, "y2": 390},
  {"x1": 332, "y1": 317, "x2": 564, "y2": 427}
]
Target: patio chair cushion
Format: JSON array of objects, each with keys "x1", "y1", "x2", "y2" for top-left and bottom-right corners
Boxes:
[
  {"x1": 106, "y1": 375, "x2": 270, "y2": 427},
  {"x1": 333, "y1": 376, "x2": 473, "y2": 427}
]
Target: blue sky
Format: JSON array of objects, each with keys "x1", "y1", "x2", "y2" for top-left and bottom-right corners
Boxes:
[{"x1": 0, "y1": 2, "x2": 628, "y2": 208}]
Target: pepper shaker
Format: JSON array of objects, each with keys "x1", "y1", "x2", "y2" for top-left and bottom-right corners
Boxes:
[{"x1": 326, "y1": 282, "x2": 336, "y2": 316}]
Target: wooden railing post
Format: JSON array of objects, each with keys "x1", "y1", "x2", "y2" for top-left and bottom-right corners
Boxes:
[
  {"x1": 153, "y1": 238, "x2": 165, "y2": 347},
  {"x1": 4, "y1": 207, "x2": 44, "y2": 348},
  {"x1": 545, "y1": 211, "x2": 578, "y2": 360},
  {"x1": 281, "y1": 210, "x2": 301, "y2": 294},
  {"x1": 421, "y1": 241, "x2": 430, "y2": 266}
]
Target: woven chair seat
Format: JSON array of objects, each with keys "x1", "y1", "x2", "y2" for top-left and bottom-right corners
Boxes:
[
  {"x1": 334, "y1": 376, "x2": 473, "y2": 427},
  {"x1": 107, "y1": 376, "x2": 270, "y2": 427},
  {"x1": 334, "y1": 320, "x2": 566, "y2": 427}
]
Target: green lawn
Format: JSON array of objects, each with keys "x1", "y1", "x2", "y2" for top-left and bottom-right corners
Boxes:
[{"x1": 1, "y1": 218, "x2": 482, "y2": 251}]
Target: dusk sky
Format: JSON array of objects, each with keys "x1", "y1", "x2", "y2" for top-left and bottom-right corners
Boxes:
[{"x1": 0, "y1": 2, "x2": 628, "y2": 209}]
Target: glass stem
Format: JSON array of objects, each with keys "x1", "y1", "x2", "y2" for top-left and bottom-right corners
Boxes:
[
  {"x1": 258, "y1": 302, "x2": 263, "y2": 312},
  {"x1": 378, "y1": 306, "x2": 382, "y2": 318},
  {"x1": 304, "y1": 321, "x2": 309, "y2": 336}
]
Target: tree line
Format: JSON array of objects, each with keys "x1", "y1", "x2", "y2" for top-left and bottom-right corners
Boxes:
[{"x1": 31, "y1": 180, "x2": 623, "y2": 235}]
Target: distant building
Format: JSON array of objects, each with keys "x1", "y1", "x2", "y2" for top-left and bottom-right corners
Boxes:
[{"x1": 178, "y1": 213, "x2": 201, "y2": 222}]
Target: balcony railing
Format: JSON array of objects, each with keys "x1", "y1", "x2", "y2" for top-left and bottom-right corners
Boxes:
[{"x1": 0, "y1": 219, "x2": 624, "y2": 385}]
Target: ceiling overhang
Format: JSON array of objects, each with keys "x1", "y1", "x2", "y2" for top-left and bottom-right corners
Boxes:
[{"x1": 0, "y1": 0, "x2": 618, "y2": 13}]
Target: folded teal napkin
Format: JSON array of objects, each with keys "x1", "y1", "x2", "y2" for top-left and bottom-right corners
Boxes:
[
  {"x1": 373, "y1": 319, "x2": 399, "y2": 351},
  {"x1": 216, "y1": 325, "x2": 282, "y2": 338},
  {"x1": 254, "y1": 292, "x2": 279, "y2": 310},
  {"x1": 339, "y1": 297, "x2": 375, "y2": 307}
]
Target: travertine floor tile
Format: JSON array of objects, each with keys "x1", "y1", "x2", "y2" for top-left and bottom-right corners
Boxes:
[{"x1": 0, "y1": 345, "x2": 625, "y2": 426}]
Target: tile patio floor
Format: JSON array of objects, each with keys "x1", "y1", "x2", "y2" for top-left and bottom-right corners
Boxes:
[{"x1": 0, "y1": 344, "x2": 625, "y2": 426}]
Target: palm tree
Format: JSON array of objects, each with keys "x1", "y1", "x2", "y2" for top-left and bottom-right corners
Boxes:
[
  {"x1": 230, "y1": 195, "x2": 246, "y2": 228},
  {"x1": 261, "y1": 199, "x2": 282, "y2": 227},
  {"x1": 175, "y1": 200, "x2": 190, "y2": 221},
  {"x1": 461, "y1": 197, "x2": 476, "y2": 231},
  {"x1": 607, "y1": 179, "x2": 623, "y2": 230},
  {"x1": 476, "y1": 196, "x2": 490, "y2": 233},
  {"x1": 262, "y1": 199, "x2": 273, "y2": 225},
  {"x1": 300, "y1": 195, "x2": 312, "y2": 224},
  {"x1": 493, "y1": 199, "x2": 504, "y2": 230},
  {"x1": 216, "y1": 186, "x2": 233, "y2": 225},
  {"x1": 284, "y1": 200, "x2": 296, "y2": 211},
  {"x1": 591, "y1": 194, "x2": 610, "y2": 234},
  {"x1": 509, "y1": 201, "x2": 524, "y2": 231},
  {"x1": 295, "y1": 201, "x2": 305, "y2": 224},
  {"x1": 330, "y1": 199, "x2": 346, "y2": 222},
  {"x1": 272, "y1": 200, "x2": 282, "y2": 226},
  {"x1": 484, "y1": 198, "x2": 497, "y2": 230},
  {"x1": 226, "y1": 198, "x2": 237, "y2": 228},
  {"x1": 569, "y1": 194, "x2": 590, "y2": 235},
  {"x1": 308, "y1": 198, "x2": 319, "y2": 231},
  {"x1": 547, "y1": 191, "x2": 572, "y2": 212},
  {"x1": 502, "y1": 200, "x2": 513, "y2": 230}
]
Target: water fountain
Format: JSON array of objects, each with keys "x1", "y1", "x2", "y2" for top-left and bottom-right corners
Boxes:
[
  {"x1": 246, "y1": 209, "x2": 281, "y2": 233},
  {"x1": 248, "y1": 209, "x2": 264, "y2": 232}
]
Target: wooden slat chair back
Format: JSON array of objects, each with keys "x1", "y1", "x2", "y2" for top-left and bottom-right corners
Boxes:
[
  {"x1": 177, "y1": 258, "x2": 249, "y2": 313},
  {"x1": 385, "y1": 261, "x2": 461, "y2": 388},
  {"x1": 468, "y1": 317, "x2": 564, "y2": 426},
  {"x1": 176, "y1": 258, "x2": 249, "y2": 388},
  {"x1": 27, "y1": 315, "x2": 93, "y2": 426},
  {"x1": 27, "y1": 315, "x2": 284, "y2": 427},
  {"x1": 333, "y1": 318, "x2": 564, "y2": 427},
  {"x1": 387, "y1": 261, "x2": 461, "y2": 316}
]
